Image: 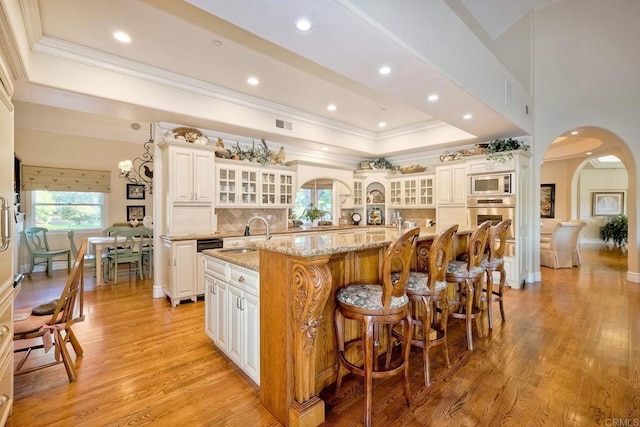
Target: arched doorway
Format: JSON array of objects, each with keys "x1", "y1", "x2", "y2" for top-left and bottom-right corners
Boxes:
[{"x1": 537, "y1": 126, "x2": 635, "y2": 276}]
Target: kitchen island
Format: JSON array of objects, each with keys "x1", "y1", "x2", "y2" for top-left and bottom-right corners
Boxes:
[{"x1": 204, "y1": 225, "x2": 472, "y2": 426}]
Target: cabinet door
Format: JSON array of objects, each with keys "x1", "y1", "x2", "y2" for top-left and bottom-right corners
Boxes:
[
  {"x1": 171, "y1": 148, "x2": 194, "y2": 203},
  {"x1": 214, "y1": 279, "x2": 228, "y2": 351},
  {"x1": 436, "y1": 167, "x2": 453, "y2": 204},
  {"x1": 260, "y1": 172, "x2": 277, "y2": 205},
  {"x1": 418, "y1": 175, "x2": 434, "y2": 207},
  {"x1": 278, "y1": 172, "x2": 295, "y2": 206},
  {"x1": 192, "y1": 151, "x2": 213, "y2": 203},
  {"x1": 353, "y1": 181, "x2": 364, "y2": 206},
  {"x1": 217, "y1": 167, "x2": 238, "y2": 205},
  {"x1": 451, "y1": 165, "x2": 467, "y2": 204},
  {"x1": 403, "y1": 179, "x2": 417, "y2": 206},
  {"x1": 389, "y1": 180, "x2": 402, "y2": 206},
  {"x1": 239, "y1": 168, "x2": 259, "y2": 206},
  {"x1": 173, "y1": 240, "x2": 197, "y2": 299},
  {"x1": 242, "y1": 291, "x2": 260, "y2": 384},
  {"x1": 226, "y1": 284, "x2": 243, "y2": 366},
  {"x1": 204, "y1": 274, "x2": 215, "y2": 340}
]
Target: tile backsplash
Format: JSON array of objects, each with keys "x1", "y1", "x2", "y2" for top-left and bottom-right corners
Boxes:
[{"x1": 216, "y1": 208, "x2": 288, "y2": 234}]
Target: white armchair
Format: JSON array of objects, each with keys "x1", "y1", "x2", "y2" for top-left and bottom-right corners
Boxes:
[
  {"x1": 568, "y1": 220, "x2": 587, "y2": 266},
  {"x1": 540, "y1": 222, "x2": 582, "y2": 269}
]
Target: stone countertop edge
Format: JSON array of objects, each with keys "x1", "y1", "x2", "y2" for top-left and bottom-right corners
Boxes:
[
  {"x1": 161, "y1": 224, "x2": 393, "y2": 241},
  {"x1": 202, "y1": 249, "x2": 260, "y2": 272}
]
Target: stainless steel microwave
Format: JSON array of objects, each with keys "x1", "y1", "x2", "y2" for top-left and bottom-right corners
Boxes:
[{"x1": 469, "y1": 173, "x2": 513, "y2": 195}]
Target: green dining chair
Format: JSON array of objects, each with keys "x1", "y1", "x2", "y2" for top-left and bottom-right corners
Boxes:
[
  {"x1": 106, "y1": 229, "x2": 145, "y2": 284},
  {"x1": 22, "y1": 227, "x2": 71, "y2": 276}
]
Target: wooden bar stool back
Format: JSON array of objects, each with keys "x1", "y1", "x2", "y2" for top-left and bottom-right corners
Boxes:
[
  {"x1": 481, "y1": 219, "x2": 512, "y2": 329},
  {"x1": 334, "y1": 227, "x2": 419, "y2": 427},
  {"x1": 393, "y1": 224, "x2": 458, "y2": 387},
  {"x1": 446, "y1": 221, "x2": 491, "y2": 351}
]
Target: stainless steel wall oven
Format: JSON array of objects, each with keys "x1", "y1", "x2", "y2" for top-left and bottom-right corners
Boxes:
[{"x1": 467, "y1": 195, "x2": 516, "y2": 240}]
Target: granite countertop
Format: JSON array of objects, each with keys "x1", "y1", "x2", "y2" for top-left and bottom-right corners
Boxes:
[{"x1": 202, "y1": 225, "x2": 473, "y2": 271}]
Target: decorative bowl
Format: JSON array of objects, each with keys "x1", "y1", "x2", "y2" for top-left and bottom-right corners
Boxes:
[{"x1": 399, "y1": 166, "x2": 426, "y2": 174}]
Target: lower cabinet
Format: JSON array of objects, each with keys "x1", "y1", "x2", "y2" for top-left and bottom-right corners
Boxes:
[
  {"x1": 204, "y1": 255, "x2": 260, "y2": 385},
  {"x1": 162, "y1": 239, "x2": 199, "y2": 307}
]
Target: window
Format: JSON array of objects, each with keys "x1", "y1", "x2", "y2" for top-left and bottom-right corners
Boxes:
[
  {"x1": 32, "y1": 190, "x2": 105, "y2": 230},
  {"x1": 293, "y1": 179, "x2": 332, "y2": 222}
]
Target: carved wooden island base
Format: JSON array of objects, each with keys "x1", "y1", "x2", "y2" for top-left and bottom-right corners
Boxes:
[{"x1": 256, "y1": 227, "x2": 470, "y2": 426}]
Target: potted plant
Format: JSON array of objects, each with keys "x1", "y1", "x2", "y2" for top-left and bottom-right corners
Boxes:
[
  {"x1": 599, "y1": 214, "x2": 628, "y2": 246},
  {"x1": 302, "y1": 203, "x2": 325, "y2": 226},
  {"x1": 485, "y1": 138, "x2": 529, "y2": 162}
]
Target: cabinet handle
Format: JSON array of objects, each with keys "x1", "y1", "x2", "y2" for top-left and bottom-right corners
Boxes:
[
  {"x1": 240, "y1": 296, "x2": 245, "y2": 311},
  {"x1": 238, "y1": 275, "x2": 245, "y2": 283},
  {"x1": 210, "y1": 283, "x2": 216, "y2": 295},
  {"x1": 236, "y1": 296, "x2": 240, "y2": 309},
  {"x1": 0, "y1": 325, "x2": 8, "y2": 337}
]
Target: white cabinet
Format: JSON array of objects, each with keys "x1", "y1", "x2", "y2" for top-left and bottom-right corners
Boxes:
[
  {"x1": 353, "y1": 180, "x2": 364, "y2": 206},
  {"x1": 162, "y1": 239, "x2": 199, "y2": 307},
  {"x1": 389, "y1": 175, "x2": 433, "y2": 208},
  {"x1": 167, "y1": 145, "x2": 214, "y2": 204},
  {"x1": 418, "y1": 175, "x2": 435, "y2": 207},
  {"x1": 204, "y1": 254, "x2": 260, "y2": 384},
  {"x1": 436, "y1": 163, "x2": 466, "y2": 205},
  {"x1": 260, "y1": 170, "x2": 294, "y2": 207},
  {"x1": 160, "y1": 141, "x2": 216, "y2": 236},
  {"x1": 216, "y1": 160, "x2": 295, "y2": 208},
  {"x1": 205, "y1": 273, "x2": 227, "y2": 351}
]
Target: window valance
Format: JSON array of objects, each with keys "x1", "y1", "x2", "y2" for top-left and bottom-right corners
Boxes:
[{"x1": 22, "y1": 165, "x2": 111, "y2": 193}]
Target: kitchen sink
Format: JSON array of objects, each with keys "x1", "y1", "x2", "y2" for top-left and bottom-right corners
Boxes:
[{"x1": 220, "y1": 247, "x2": 258, "y2": 254}]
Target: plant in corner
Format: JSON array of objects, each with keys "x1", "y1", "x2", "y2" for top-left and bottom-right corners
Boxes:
[
  {"x1": 599, "y1": 214, "x2": 628, "y2": 247},
  {"x1": 485, "y1": 138, "x2": 529, "y2": 162}
]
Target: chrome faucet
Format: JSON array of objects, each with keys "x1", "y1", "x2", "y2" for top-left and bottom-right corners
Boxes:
[{"x1": 244, "y1": 215, "x2": 271, "y2": 241}]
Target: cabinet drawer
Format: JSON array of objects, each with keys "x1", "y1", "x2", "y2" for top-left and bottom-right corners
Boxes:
[
  {"x1": 229, "y1": 265, "x2": 259, "y2": 294},
  {"x1": 204, "y1": 256, "x2": 228, "y2": 280}
]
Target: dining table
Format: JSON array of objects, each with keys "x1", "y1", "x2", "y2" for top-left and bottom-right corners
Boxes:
[{"x1": 86, "y1": 235, "x2": 145, "y2": 285}]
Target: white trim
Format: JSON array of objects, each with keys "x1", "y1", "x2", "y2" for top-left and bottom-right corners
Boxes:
[{"x1": 627, "y1": 271, "x2": 640, "y2": 283}]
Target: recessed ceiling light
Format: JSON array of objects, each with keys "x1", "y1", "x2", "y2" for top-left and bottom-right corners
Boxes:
[
  {"x1": 295, "y1": 19, "x2": 312, "y2": 31},
  {"x1": 247, "y1": 77, "x2": 259, "y2": 86},
  {"x1": 463, "y1": 114, "x2": 472, "y2": 120},
  {"x1": 427, "y1": 94, "x2": 439, "y2": 102},
  {"x1": 212, "y1": 40, "x2": 223, "y2": 47},
  {"x1": 379, "y1": 66, "x2": 391, "y2": 75},
  {"x1": 571, "y1": 130, "x2": 578, "y2": 135},
  {"x1": 378, "y1": 122, "x2": 387, "y2": 128},
  {"x1": 322, "y1": 147, "x2": 328, "y2": 151},
  {"x1": 113, "y1": 31, "x2": 131, "y2": 43},
  {"x1": 327, "y1": 104, "x2": 336, "y2": 111}
]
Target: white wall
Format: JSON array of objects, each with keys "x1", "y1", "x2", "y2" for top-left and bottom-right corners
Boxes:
[{"x1": 533, "y1": 0, "x2": 640, "y2": 281}]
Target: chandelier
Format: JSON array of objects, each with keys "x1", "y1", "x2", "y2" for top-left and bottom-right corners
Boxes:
[{"x1": 118, "y1": 123, "x2": 154, "y2": 194}]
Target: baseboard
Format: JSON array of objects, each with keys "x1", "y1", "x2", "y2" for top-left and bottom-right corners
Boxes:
[{"x1": 628, "y1": 271, "x2": 640, "y2": 283}]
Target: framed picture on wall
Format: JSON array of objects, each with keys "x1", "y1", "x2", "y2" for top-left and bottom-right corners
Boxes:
[
  {"x1": 127, "y1": 205, "x2": 146, "y2": 221},
  {"x1": 540, "y1": 184, "x2": 555, "y2": 218},
  {"x1": 126, "y1": 184, "x2": 145, "y2": 200},
  {"x1": 592, "y1": 191, "x2": 624, "y2": 216}
]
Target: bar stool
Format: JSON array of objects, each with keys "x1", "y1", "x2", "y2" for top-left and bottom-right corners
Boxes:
[
  {"x1": 392, "y1": 224, "x2": 458, "y2": 387},
  {"x1": 446, "y1": 221, "x2": 491, "y2": 351},
  {"x1": 334, "y1": 227, "x2": 419, "y2": 427},
  {"x1": 481, "y1": 219, "x2": 512, "y2": 330}
]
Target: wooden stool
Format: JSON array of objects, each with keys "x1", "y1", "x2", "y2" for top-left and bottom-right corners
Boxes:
[
  {"x1": 446, "y1": 221, "x2": 491, "y2": 351},
  {"x1": 481, "y1": 219, "x2": 511, "y2": 329},
  {"x1": 393, "y1": 224, "x2": 458, "y2": 387},
  {"x1": 334, "y1": 227, "x2": 419, "y2": 427}
]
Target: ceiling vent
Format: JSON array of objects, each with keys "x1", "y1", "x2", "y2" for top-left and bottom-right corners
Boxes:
[{"x1": 275, "y1": 119, "x2": 293, "y2": 131}]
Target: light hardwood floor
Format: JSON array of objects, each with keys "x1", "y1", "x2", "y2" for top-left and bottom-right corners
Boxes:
[{"x1": 7, "y1": 245, "x2": 638, "y2": 426}]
